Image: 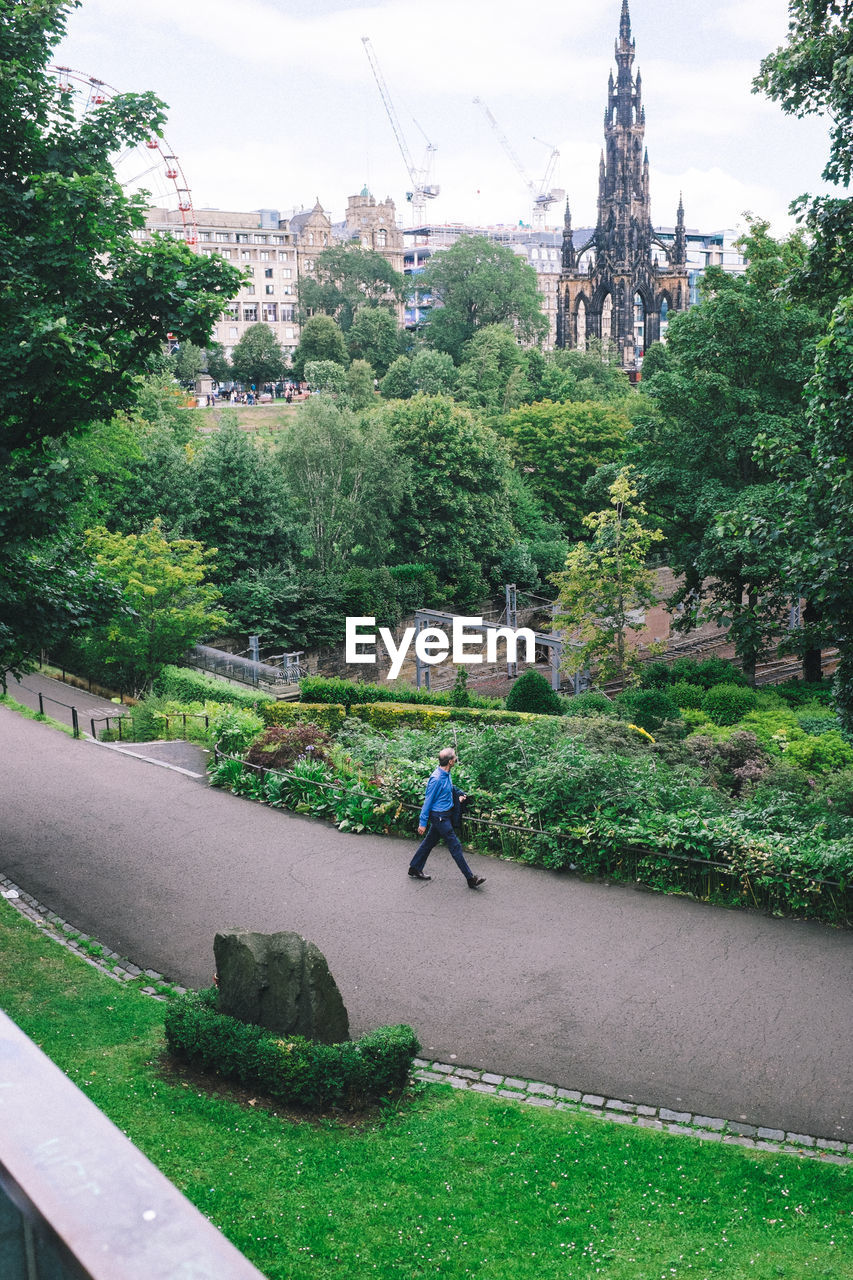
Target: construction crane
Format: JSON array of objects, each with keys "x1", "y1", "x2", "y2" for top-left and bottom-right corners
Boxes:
[
  {"x1": 362, "y1": 36, "x2": 439, "y2": 225},
  {"x1": 473, "y1": 97, "x2": 561, "y2": 229}
]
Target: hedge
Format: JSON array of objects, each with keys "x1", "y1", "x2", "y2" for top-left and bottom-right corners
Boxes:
[
  {"x1": 163, "y1": 987, "x2": 420, "y2": 1110},
  {"x1": 155, "y1": 665, "x2": 275, "y2": 710},
  {"x1": 298, "y1": 675, "x2": 501, "y2": 711},
  {"x1": 260, "y1": 701, "x2": 348, "y2": 732}
]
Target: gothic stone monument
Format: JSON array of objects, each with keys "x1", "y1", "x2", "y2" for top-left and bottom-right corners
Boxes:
[{"x1": 214, "y1": 929, "x2": 350, "y2": 1044}]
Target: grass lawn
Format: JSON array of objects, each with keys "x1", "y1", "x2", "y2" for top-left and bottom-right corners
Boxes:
[{"x1": 0, "y1": 898, "x2": 849, "y2": 1280}]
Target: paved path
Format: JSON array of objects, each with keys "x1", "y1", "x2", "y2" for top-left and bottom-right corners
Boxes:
[{"x1": 2, "y1": 695, "x2": 851, "y2": 1141}]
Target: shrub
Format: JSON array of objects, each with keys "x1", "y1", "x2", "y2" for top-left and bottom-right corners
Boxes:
[
  {"x1": 154, "y1": 664, "x2": 274, "y2": 709},
  {"x1": 299, "y1": 675, "x2": 500, "y2": 711},
  {"x1": 784, "y1": 730, "x2": 853, "y2": 774},
  {"x1": 775, "y1": 680, "x2": 835, "y2": 709},
  {"x1": 261, "y1": 701, "x2": 347, "y2": 733},
  {"x1": 449, "y1": 666, "x2": 471, "y2": 707},
  {"x1": 245, "y1": 724, "x2": 332, "y2": 771},
  {"x1": 210, "y1": 705, "x2": 264, "y2": 756},
  {"x1": 669, "y1": 680, "x2": 705, "y2": 710},
  {"x1": 505, "y1": 670, "x2": 562, "y2": 715},
  {"x1": 348, "y1": 702, "x2": 537, "y2": 733},
  {"x1": 561, "y1": 690, "x2": 616, "y2": 718},
  {"x1": 640, "y1": 657, "x2": 746, "y2": 690},
  {"x1": 701, "y1": 683, "x2": 758, "y2": 726},
  {"x1": 616, "y1": 688, "x2": 681, "y2": 733},
  {"x1": 163, "y1": 988, "x2": 419, "y2": 1110},
  {"x1": 820, "y1": 769, "x2": 853, "y2": 815}
]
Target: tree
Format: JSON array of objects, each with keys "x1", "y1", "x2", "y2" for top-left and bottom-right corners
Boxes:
[
  {"x1": 377, "y1": 395, "x2": 516, "y2": 601},
  {"x1": 552, "y1": 469, "x2": 664, "y2": 690},
  {"x1": 171, "y1": 342, "x2": 206, "y2": 389},
  {"x1": 502, "y1": 399, "x2": 630, "y2": 538},
  {"x1": 345, "y1": 359, "x2": 376, "y2": 410},
  {"x1": 0, "y1": 0, "x2": 242, "y2": 678},
  {"x1": 77, "y1": 520, "x2": 226, "y2": 696},
  {"x1": 297, "y1": 244, "x2": 406, "y2": 331},
  {"x1": 418, "y1": 236, "x2": 547, "y2": 362},
  {"x1": 304, "y1": 360, "x2": 348, "y2": 395},
  {"x1": 523, "y1": 341, "x2": 630, "y2": 405},
  {"x1": 802, "y1": 297, "x2": 853, "y2": 730},
  {"x1": 276, "y1": 397, "x2": 405, "y2": 573},
  {"x1": 631, "y1": 256, "x2": 821, "y2": 682},
  {"x1": 410, "y1": 349, "x2": 456, "y2": 397},
  {"x1": 205, "y1": 342, "x2": 232, "y2": 385},
  {"x1": 346, "y1": 305, "x2": 400, "y2": 376},
  {"x1": 455, "y1": 324, "x2": 525, "y2": 413},
  {"x1": 188, "y1": 417, "x2": 297, "y2": 578},
  {"x1": 290, "y1": 315, "x2": 349, "y2": 382},
  {"x1": 380, "y1": 356, "x2": 415, "y2": 399},
  {"x1": 230, "y1": 323, "x2": 286, "y2": 389}
]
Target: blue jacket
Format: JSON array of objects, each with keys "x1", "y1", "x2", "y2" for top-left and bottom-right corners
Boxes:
[{"x1": 419, "y1": 767, "x2": 454, "y2": 827}]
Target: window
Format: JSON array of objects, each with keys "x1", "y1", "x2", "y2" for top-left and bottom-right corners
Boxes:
[
  {"x1": 225, "y1": 305, "x2": 239, "y2": 321},
  {"x1": 220, "y1": 248, "x2": 232, "y2": 258},
  {"x1": 263, "y1": 303, "x2": 278, "y2": 322},
  {"x1": 244, "y1": 265, "x2": 255, "y2": 276},
  {"x1": 282, "y1": 285, "x2": 293, "y2": 295},
  {"x1": 265, "y1": 284, "x2": 275, "y2": 295},
  {"x1": 278, "y1": 251, "x2": 290, "y2": 262},
  {"x1": 281, "y1": 267, "x2": 292, "y2": 278},
  {"x1": 260, "y1": 251, "x2": 271, "y2": 261},
  {"x1": 236, "y1": 233, "x2": 249, "y2": 244},
  {"x1": 243, "y1": 305, "x2": 258, "y2": 322},
  {"x1": 241, "y1": 250, "x2": 252, "y2": 260},
  {"x1": 229, "y1": 326, "x2": 238, "y2": 340},
  {"x1": 198, "y1": 231, "x2": 211, "y2": 241},
  {"x1": 201, "y1": 248, "x2": 213, "y2": 257},
  {"x1": 304, "y1": 259, "x2": 314, "y2": 272},
  {"x1": 264, "y1": 268, "x2": 273, "y2": 278},
  {"x1": 254, "y1": 234, "x2": 268, "y2": 244},
  {"x1": 377, "y1": 229, "x2": 387, "y2": 247},
  {"x1": 281, "y1": 306, "x2": 294, "y2": 322},
  {"x1": 273, "y1": 234, "x2": 284, "y2": 243},
  {"x1": 215, "y1": 232, "x2": 230, "y2": 242}
]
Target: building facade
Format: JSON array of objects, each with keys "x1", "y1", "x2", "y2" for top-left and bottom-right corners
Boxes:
[{"x1": 556, "y1": 0, "x2": 689, "y2": 369}]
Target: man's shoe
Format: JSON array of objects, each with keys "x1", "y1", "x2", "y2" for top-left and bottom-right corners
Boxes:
[
  {"x1": 408, "y1": 869, "x2": 431, "y2": 880},
  {"x1": 467, "y1": 875, "x2": 486, "y2": 889}
]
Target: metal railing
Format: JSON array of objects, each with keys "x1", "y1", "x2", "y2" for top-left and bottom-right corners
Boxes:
[
  {"x1": 89, "y1": 712, "x2": 210, "y2": 742},
  {"x1": 0, "y1": 1009, "x2": 264, "y2": 1279}
]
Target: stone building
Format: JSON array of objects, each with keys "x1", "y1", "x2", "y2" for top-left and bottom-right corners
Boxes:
[
  {"x1": 557, "y1": 0, "x2": 689, "y2": 369},
  {"x1": 144, "y1": 206, "x2": 300, "y2": 360}
]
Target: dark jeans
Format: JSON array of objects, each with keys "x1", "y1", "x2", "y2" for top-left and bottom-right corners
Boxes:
[{"x1": 410, "y1": 811, "x2": 474, "y2": 880}]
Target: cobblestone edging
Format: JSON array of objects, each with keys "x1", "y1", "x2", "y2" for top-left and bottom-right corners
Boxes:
[
  {"x1": 412, "y1": 1060, "x2": 851, "y2": 1165},
  {"x1": 2, "y1": 874, "x2": 849, "y2": 1162}
]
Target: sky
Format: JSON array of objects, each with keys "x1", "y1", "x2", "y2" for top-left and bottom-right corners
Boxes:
[{"x1": 53, "y1": 0, "x2": 844, "y2": 238}]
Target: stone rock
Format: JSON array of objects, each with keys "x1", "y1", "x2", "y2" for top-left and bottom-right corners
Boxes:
[{"x1": 214, "y1": 930, "x2": 349, "y2": 1044}]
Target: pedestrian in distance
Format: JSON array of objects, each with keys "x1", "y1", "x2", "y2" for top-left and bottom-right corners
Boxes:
[{"x1": 409, "y1": 746, "x2": 486, "y2": 889}]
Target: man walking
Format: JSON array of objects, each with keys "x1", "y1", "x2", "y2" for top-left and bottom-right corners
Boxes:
[{"x1": 409, "y1": 747, "x2": 486, "y2": 889}]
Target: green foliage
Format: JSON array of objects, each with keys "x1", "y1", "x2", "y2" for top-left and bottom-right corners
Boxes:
[
  {"x1": 616, "y1": 688, "x2": 681, "y2": 733},
  {"x1": 418, "y1": 235, "x2": 547, "y2": 362},
  {"x1": 171, "y1": 342, "x2": 206, "y2": 389},
  {"x1": 449, "y1": 665, "x2": 471, "y2": 707},
  {"x1": 209, "y1": 704, "x2": 265, "y2": 756},
  {"x1": 276, "y1": 396, "x2": 404, "y2": 573},
  {"x1": 668, "y1": 680, "x2": 705, "y2": 710},
  {"x1": 296, "y1": 244, "x2": 405, "y2": 332},
  {"x1": 502, "y1": 399, "x2": 631, "y2": 537},
  {"x1": 260, "y1": 701, "x2": 348, "y2": 733},
  {"x1": 784, "y1": 730, "x2": 853, "y2": 774},
  {"x1": 701, "y1": 683, "x2": 759, "y2": 727},
  {"x1": 295, "y1": 674, "x2": 501, "y2": 711},
  {"x1": 454, "y1": 324, "x2": 525, "y2": 413},
  {"x1": 74, "y1": 521, "x2": 226, "y2": 696},
  {"x1": 153, "y1": 664, "x2": 274, "y2": 709},
  {"x1": 376, "y1": 395, "x2": 515, "y2": 598},
  {"x1": 304, "y1": 360, "x2": 348, "y2": 395},
  {"x1": 552, "y1": 469, "x2": 663, "y2": 689},
  {"x1": 346, "y1": 306, "x2": 400, "y2": 377},
  {"x1": 561, "y1": 691, "x2": 617, "y2": 718},
  {"x1": 345, "y1": 358, "x2": 376, "y2": 410},
  {"x1": 164, "y1": 987, "x2": 419, "y2": 1110},
  {"x1": 290, "y1": 315, "x2": 349, "y2": 381},
  {"x1": 230, "y1": 322, "x2": 286, "y2": 389},
  {"x1": 379, "y1": 355, "x2": 414, "y2": 399},
  {"x1": 505, "y1": 670, "x2": 562, "y2": 716},
  {"x1": 639, "y1": 657, "x2": 747, "y2": 690}
]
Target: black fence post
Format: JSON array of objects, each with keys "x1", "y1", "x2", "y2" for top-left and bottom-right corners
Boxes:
[
  {"x1": 91, "y1": 717, "x2": 97, "y2": 740},
  {"x1": 72, "y1": 707, "x2": 79, "y2": 739},
  {"x1": 38, "y1": 693, "x2": 44, "y2": 715}
]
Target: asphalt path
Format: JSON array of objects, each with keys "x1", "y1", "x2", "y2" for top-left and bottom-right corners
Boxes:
[{"x1": 2, "y1": 696, "x2": 852, "y2": 1141}]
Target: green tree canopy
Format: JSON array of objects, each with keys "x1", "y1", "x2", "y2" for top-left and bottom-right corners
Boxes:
[
  {"x1": 346, "y1": 305, "x2": 400, "y2": 376},
  {"x1": 229, "y1": 323, "x2": 286, "y2": 389},
  {"x1": 297, "y1": 244, "x2": 406, "y2": 331},
  {"x1": 290, "y1": 314, "x2": 349, "y2": 382},
  {"x1": 418, "y1": 236, "x2": 547, "y2": 362},
  {"x1": 376, "y1": 395, "x2": 516, "y2": 601},
  {"x1": 502, "y1": 399, "x2": 631, "y2": 538},
  {"x1": 77, "y1": 520, "x2": 226, "y2": 696},
  {"x1": 0, "y1": 0, "x2": 243, "y2": 679},
  {"x1": 455, "y1": 324, "x2": 526, "y2": 413},
  {"x1": 552, "y1": 469, "x2": 664, "y2": 690}
]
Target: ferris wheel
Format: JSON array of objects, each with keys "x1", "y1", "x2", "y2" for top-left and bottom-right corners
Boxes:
[{"x1": 47, "y1": 66, "x2": 198, "y2": 246}]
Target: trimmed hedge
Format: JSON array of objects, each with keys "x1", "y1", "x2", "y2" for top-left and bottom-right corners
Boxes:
[
  {"x1": 298, "y1": 675, "x2": 501, "y2": 711},
  {"x1": 155, "y1": 665, "x2": 274, "y2": 709},
  {"x1": 163, "y1": 987, "x2": 419, "y2": 1110},
  {"x1": 261, "y1": 701, "x2": 348, "y2": 732},
  {"x1": 505, "y1": 669, "x2": 563, "y2": 715}
]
